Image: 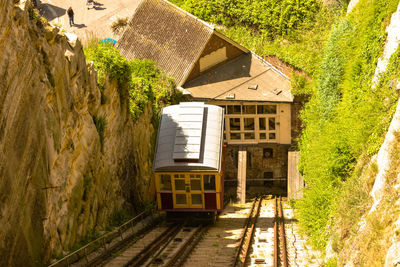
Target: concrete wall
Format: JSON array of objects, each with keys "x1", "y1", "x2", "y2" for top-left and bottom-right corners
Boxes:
[
  {"x1": 225, "y1": 144, "x2": 289, "y2": 184},
  {"x1": 288, "y1": 151, "x2": 303, "y2": 200}
]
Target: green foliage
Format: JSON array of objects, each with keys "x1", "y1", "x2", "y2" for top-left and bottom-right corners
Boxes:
[
  {"x1": 317, "y1": 19, "x2": 353, "y2": 119},
  {"x1": 325, "y1": 257, "x2": 338, "y2": 267},
  {"x1": 171, "y1": 1, "x2": 339, "y2": 76},
  {"x1": 296, "y1": 0, "x2": 400, "y2": 249},
  {"x1": 222, "y1": 5, "x2": 339, "y2": 75},
  {"x1": 84, "y1": 42, "x2": 181, "y2": 121},
  {"x1": 179, "y1": 0, "x2": 320, "y2": 38},
  {"x1": 128, "y1": 59, "x2": 177, "y2": 120},
  {"x1": 291, "y1": 71, "x2": 312, "y2": 96},
  {"x1": 111, "y1": 17, "x2": 128, "y2": 35},
  {"x1": 28, "y1": 5, "x2": 40, "y2": 20},
  {"x1": 84, "y1": 41, "x2": 130, "y2": 89}
]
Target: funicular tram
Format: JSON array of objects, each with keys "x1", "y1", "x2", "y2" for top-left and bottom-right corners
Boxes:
[{"x1": 153, "y1": 102, "x2": 225, "y2": 218}]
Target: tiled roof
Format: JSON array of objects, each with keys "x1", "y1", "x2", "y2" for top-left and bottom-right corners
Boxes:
[
  {"x1": 117, "y1": 0, "x2": 214, "y2": 86},
  {"x1": 183, "y1": 53, "x2": 293, "y2": 102}
]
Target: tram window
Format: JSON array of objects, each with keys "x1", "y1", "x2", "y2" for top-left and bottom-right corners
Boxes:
[
  {"x1": 204, "y1": 175, "x2": 216, "y2": 191},
  {"x1": 160, "y1": 175, "x2": 172, "y2": 191},
  {"x1": 230, "y1": 118, "x2": 241, "y2": 131},
  {"x1": 244, "y1": 118, "x2": 254, "y2": 130},
  {"x1": 230, "y1": 133, "x2": 241, "y2": 140},
  {"x1": 244, "y1": 133, "x2": 255, "y2": 140},
  {"x1": 259, "y1": 118, "x2": 266, "y2": 130},
  {"x1": 268, "y1": 118, "x2": 276, "y2": 130},
  {"x1": 190, "y1": 180, "x2": 201, "y2": 190},
  {"x1": 227, "y1": 105, "x2": 241, "y2": 114},
  {"x1": 175, "y1": 180, "x2": 185, "y2": 190},
  {"x1": 176, "y1": 194, "x2": 187, "y2": 204},
  {"x1": 257, "y1": 105, "x2": 276, "y2": 114},
  {"x1": 191, "y1": 194, "x2": 202, "y2": 205},
  {"x1": 243, "y1": 105, "x2": 256, "y2": 114}
]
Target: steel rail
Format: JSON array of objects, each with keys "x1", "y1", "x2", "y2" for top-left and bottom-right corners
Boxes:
[
  {"x1": 169, "y1": 226, "x2": 208, "y2": 267},
  {"x1": 163, "y1": 225, "x2": 206, "y2": 267},
  {"x1": 233, "y1": 197, "x2": 257, "y2": 267},
  {"x1": 48, "y1": 209, "x2": 153, "y2": 267},
  {"x1": 240, "y1": 196, "x2": 262, "y2": 266},
  {"x1": 274, "y1": 197, "x2": 279, "y2": 267},
  {"x1": 233, "y1": 196, "x2": 263, "y2": 267},
  {"x1": 279, "y1": 196, "x2": 288, "y2": 267},
  {"x1": 126, "y1": 224, "x2": 181, "y2": 267}
]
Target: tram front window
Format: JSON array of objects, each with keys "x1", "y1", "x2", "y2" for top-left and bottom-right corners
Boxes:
[
  {"x1": 203, "y1": 175, "x2": 216, "y2": 191},
  {"x1": 160, "y1": 174, "x2": 171, "y2": 191}
]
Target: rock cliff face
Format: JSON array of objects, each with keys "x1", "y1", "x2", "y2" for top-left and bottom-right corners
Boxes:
[{"x1": 0, "y1": 0, "x2": 155, "y2": 265}]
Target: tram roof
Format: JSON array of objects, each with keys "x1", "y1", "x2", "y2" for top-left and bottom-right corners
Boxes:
[{"x1": 153, "y1": 102, "x2": 224, "y2": 172}]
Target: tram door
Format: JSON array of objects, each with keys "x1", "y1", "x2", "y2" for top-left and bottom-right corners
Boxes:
[{"x1": 173, "y1": 174, "x2": 203, "y2": 209}]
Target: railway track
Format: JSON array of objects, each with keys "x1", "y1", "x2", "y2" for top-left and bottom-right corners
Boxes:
[
  {"x1": 234, "y1": 196, "x2": 263, "y2": 267},
  {"x1": 130, "y1": 225, "x2": 207, "y2": 267},
  {"x1": 50, "y1": 197, "x2": 290, "y2": 267},
  {"x1": 274, "y1": 196, "x2": 288, "y2": 267},
  {"x1": 234, "y1": 195, "x2": 288, "y2": 267}
]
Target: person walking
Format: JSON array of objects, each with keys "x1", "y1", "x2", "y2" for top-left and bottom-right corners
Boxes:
[{"x1": 67, "y1": 7, "x2": 74, "y2": 26}]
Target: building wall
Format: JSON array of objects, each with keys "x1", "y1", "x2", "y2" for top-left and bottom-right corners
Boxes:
[
  {"x1": 206, "y1": 101, "x2": 292, "y2": 145},
  {"x1": 186, "y1": 34, "x2": 244, "y2": 82},
  {"x1": 224, "y1": 144, "x2": 289, "y2": 184},
  {"x1": 279, "y1": 103, "x2": 292, "y2": 144}
]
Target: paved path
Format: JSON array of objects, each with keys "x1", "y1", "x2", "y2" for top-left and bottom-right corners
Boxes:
[{"x1": 39, "y1": 0, "x2": 141, "y2": 44}]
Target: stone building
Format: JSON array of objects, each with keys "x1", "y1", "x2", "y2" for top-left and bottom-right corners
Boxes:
[{"x1": 117, "y1": 0, "x2": 302, "y2": 200}]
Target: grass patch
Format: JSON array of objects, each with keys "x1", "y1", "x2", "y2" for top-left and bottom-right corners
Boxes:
[
  {"x1": 170, "y1": 0, "x2": 340, "y2": 75},
  {"x1": 106, "y1": 209, "x2": 132, "y2": 231},
  {"x1": 296, "y1": 0, "x2": 400, "y2": 250},
  {"x1": 175, "y1": 0, "x2": 320, "y2": 38},
  {"x1": 111, "y1": 17, "x2": 128, "y2": 35}
]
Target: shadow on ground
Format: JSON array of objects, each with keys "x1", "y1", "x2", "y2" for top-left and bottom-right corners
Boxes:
[
  {"x1": 39, "y1": 3, "x2": 65, "y2": 21},
  {"x1": 72, "y1": 23, "x2": 87, "y2": 29}
]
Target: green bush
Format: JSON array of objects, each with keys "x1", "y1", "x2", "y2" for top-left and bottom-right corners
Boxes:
[
  {"x1": 296, "y1": 0, "x2": 400, "y2": 249},
  {"x1": 84, "y1": 42, "x2": 181, "y2": 121},
  {"x1": 84, "y1": 41, "x2": 130, "y2": 89},
  {"x1": 179, "y1": 0, "x2": 320, "y2": 38}
]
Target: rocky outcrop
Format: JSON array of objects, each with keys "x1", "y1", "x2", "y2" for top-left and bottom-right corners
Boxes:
[
  {"x1": 347, "y1": 0, "x2": 360, "y2": 14},
  {"x1": 0, "y1": 0, "x2": 156, "y2": 265}
]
